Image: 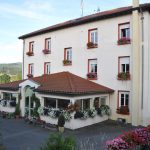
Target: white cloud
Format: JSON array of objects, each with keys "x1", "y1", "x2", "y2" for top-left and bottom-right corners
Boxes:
[
  {"x1": 0, "y1": 41, "x2": 22, "y2": 63},
  {"x1": 0, "y1": 1, "x2": 53, "y2": 20}
]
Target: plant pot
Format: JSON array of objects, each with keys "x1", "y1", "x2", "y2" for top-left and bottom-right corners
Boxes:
[{"x1": 58, "y1": 126, "x2": 64, "y2": 133}]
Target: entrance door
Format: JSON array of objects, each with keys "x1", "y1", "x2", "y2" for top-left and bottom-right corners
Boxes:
[{"x1": 25, "y1": 96, "x2": 34, "y2": 118}]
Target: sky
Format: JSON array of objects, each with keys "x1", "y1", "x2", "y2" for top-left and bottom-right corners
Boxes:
[{"x1": 0, "y1": 0, "x2": 149, "y2": 64}]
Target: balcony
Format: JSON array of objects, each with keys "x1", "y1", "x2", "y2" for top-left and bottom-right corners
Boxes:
[
  {"x1": 117, "y1": 38, "x2": 131, "y2": 45},
  {"x1": 87, "y1": 42, "x2": 98, "y2": 49},
  {"x1": 117, "y1": 72, "x2": 130, "y2": 81},
  {"x1": 26, "y1": 51, "x2": 34, "y2": 56},
  {"x1": 87, "y1": 73, "x2": 97, "y2": 80},
  {"x1": 63, "y1": 60, "x2": 72, "y2": 66},
  {"x1": 116, "y1": 106, "x2": 129, "y2": 115},
  {"x1": 42, "y1": 49, "x2": 51, "y2": 54}
]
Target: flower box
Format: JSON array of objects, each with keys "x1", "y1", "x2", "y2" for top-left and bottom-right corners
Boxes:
[
  {"x1": 87, "y1": 73, "x2": 97, "y2": 80},
  {"x1": 63, "y1": 60, "x2": 72, "y2": 66},
  {"x1": 42, "y1": 49, "x2": 51, "y2": 54},
  {"x1": 116, "y1": 106, "x2": 129, "y2": 115},
  {"x1": 27, "y1": 74, "x2": 33, "y2": 78},
  {"x1": 87, "y1": 42, "x2": 98, "y2": 49},
  {"x1": 26, "y1": 51, "x2": 34, "y2": 56},
  {"x1": 117, "y1": 72, "x2": 130, "y2": 80},
  {"x1": 117, "y1": 38, "x2": 131, "y2": 45}
]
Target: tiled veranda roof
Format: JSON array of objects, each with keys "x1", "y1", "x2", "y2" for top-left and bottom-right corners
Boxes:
[{"x1": 0, "y1": 72, "x2": 114, "y2": 95}]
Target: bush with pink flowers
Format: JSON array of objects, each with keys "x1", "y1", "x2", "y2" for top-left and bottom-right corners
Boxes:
[{"x1": 106, "y1": 126, "x2": 150, "y2": 150}]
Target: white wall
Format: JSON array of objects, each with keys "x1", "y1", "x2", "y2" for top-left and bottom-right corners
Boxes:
[
  {"x1": 23, "y1": 15, "x2": 133, "y2": 122},
  {"x1": 142, "y1": 12, "x2": 150, "y2": 126}
]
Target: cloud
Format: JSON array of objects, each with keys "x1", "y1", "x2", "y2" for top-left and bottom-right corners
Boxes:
[
  {"x1": 0, "y1": 1, "x2": 53, "y2": 20},
  {"x1": 0, "y1": 41, "x2": 22, "y2": 63}
]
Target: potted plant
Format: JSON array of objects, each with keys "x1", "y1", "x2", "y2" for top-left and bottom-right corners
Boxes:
[
  {"x1": 87, "y1": 72, "x2": 97, "y2": 80},
  {"x1": 26, "y1": 51, "x2": 34, "y2": 56},
  {"x1": 117, "y1": 38, "x2": 131, "y2": 45},
  {"x1": 14, "y1": 103, "x2": 21, "y2": 119},
  {"x1": 63, "y1": 60, "x2": 72, "y2": 65},
  {"x1": 57, "y1": 114, "x2": 65, "y2": 133},
  {"x1": 87, "y1": 42, "x2": 98, "y2": 48},
  {"x1": 117, "y1": 72, "x2": 130, "y2": 80},
  {"x1": 27, "y1": 74, "x2": 33, "y2": 78},
  {"x1": 42, "y1": 49, "x2": 51, "y2": 54}
]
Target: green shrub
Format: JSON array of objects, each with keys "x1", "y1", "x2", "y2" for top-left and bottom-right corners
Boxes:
[
  {"x1": 41, "y1": 133, "x2": 76, "y2": 150},
  {"x1": 58, "y1": 114, "x2": 65, "y2": 127},
  {"x1": 14, "y1": 103, "x2": 21, "y2": 116}
]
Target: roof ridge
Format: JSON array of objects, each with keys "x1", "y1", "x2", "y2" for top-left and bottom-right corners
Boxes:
[{"x1": 65, "y1": 72, "x2": 75, "y2": 92}]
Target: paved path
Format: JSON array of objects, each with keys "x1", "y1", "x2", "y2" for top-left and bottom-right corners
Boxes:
[{"x1": 0, "y1": 118, "x2": 135, "y2": 150}]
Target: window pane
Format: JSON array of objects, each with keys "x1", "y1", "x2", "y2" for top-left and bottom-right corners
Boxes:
[
  {"x1": 44, "y1": 98, "x2": 56, "y2": 108},
  {"x1": 83, "y1": 99, "x2": 90, "y2": 109},
  {"x1": 100, "y1": 97, "x2": 106, "y2": 106},
  {"x1": 58, "y1": 99, "x2": 70, "y2": 109},
  {"x1": 122, "y1": 64, "x2": 125, "y2": 72},
  {"x1": 125, "y1": 94, "x2": 129, "y2": 106},
  {"x1": 126, "y1": 64, "x2": 130, "y2": 73}
]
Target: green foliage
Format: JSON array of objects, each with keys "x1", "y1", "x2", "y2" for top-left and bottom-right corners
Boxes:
[
  {"x1": 58, "y1": 114, "x2": 65, "y2": 127},
  {"x1": 41, "y1": 133, "x2": 76, "y2": 150},
  {"x1": 31, "y1": 94, "x2": 41, "y2": 117},
  {"x1": 0, "y1": 74, "x2": 11, "y2": 83},
  {"x1": 14, "y1": 103, "x2": 21, "y2": 116}
]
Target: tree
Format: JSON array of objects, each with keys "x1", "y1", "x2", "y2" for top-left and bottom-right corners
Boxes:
[{"x1": 0, "y1": 74, "x2": 11, "y2": 83}]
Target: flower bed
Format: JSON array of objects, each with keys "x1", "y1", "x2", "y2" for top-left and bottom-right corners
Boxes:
[
  {"x1": 38, "y1": 107, "x2": 72, "y2": 121},
  {"x1": 106, "y1": 126, "x2": 150, "y2": 150}
]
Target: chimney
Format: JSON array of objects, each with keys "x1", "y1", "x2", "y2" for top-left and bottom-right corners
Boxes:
[{"x1": 131, "y1": 0, "x2": 141, "y2": 126}]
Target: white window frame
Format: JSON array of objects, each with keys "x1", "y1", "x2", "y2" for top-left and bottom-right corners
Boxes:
[
  {"x1": 65, "y1": 48, "x2": 72, "y2": 61},
  {"x1": 45, "y1": 38, "x2": 51, "y2": 50},
  {"x1": 29, "y1": 42, "x2": 34, "y2": 52},
  {"x1": 89, "y1": 59, "x2": 97, "y2": 74},
  {"x1": 89, "y1": 29, "x2": 98, "y2": 44},
  {"x1": 119, "y1": 91, "x2": 129, "y2": 107},
  {"x1": 119, "y1": 23, "x2": 130, "y2": 39},
  {"x1": 45, "y1": 62, "x2": 51, "y2": 74},
  {"x1": 29, "y1": 64, "x2": 34, "y2": 75},
  {"x1": 119, "y1": 57, "x2": 130, "y2": 73}
]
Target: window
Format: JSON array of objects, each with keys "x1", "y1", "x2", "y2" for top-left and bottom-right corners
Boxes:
[
  {"x1": 63, "y1": 47, "x2": 72, "y2": 65},
  {"x1": 58, "y1": 99, "x2": 70, "y2": 109},
  {"x1": 88, "y1": 59, "x2": 97, "y2": 74},
  {"x1": 118, "y1": 91, "x2": 129, "y2": 107},
  {"x1": 88, "y1": 29, "x2": 98, "y2": 44},
  {"x1": 94, "y1": 97, "x2": 107, "y2": 108},
  {"x1": 119, "y1": 57, "x2": 130, "y2": 73},
  {"x1": 44, "y1": 98, "x2": 56, "y2": 108},
  {"x1": 118, "y1": 23, "x2": 130, "y2": 45},
  {"x1": 44, "y1": 62, "x2": 51, "y2": 74},
  {"x1": 29, "y1": 42, "x2": 34, "y2": 52},
  {"x1": 45, "y1": 38, "x2": 51, "y2": 50},
  {"x1": 28, "y1": 64, "x2": 34, "y2": 75}
]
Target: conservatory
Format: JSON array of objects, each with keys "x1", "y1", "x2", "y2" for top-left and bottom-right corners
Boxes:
[{"x1": 0, "y1": 72, "x2": 114, "y2": 129}]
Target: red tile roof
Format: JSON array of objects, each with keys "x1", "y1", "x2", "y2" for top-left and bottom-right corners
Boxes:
[
  {"x1": 18, "y1": 3, "x2": 150, "y2": 39},
  {"x1": 32, "y1": 72, "x2": 114, "y2": 95},
  {"x1": 0, "y1": 80, "x2": 25, "y2": 91},
  {"x1": 0, "y1": 72, "x2": 114, "y2": 95}
]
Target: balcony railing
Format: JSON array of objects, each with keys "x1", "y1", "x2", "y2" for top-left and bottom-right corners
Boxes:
[
  {"x1": 117, "y1": 38, "x2": 131, "y2": 45},
  {"x1": 116, "y1": 106, "x2": 129, "y2": 115},
  {"x1": 87, "y1": 73, "x2": 97, "y2": 80},
  {"x1": 42, "y1": 49, "x2": 51, "y2": 54},
  {"x1": 26, "y1": 51, "x2": 34, "y2": 56},
  {"x1": 63, "y1": 60, "x2": 72, "y2": 66},
  {"x1": 117, "y1": 72, "x2": 130, "y2": 80},
  {"x1": 87, "y1": 42, "x2": 98, "y2": 49}
]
